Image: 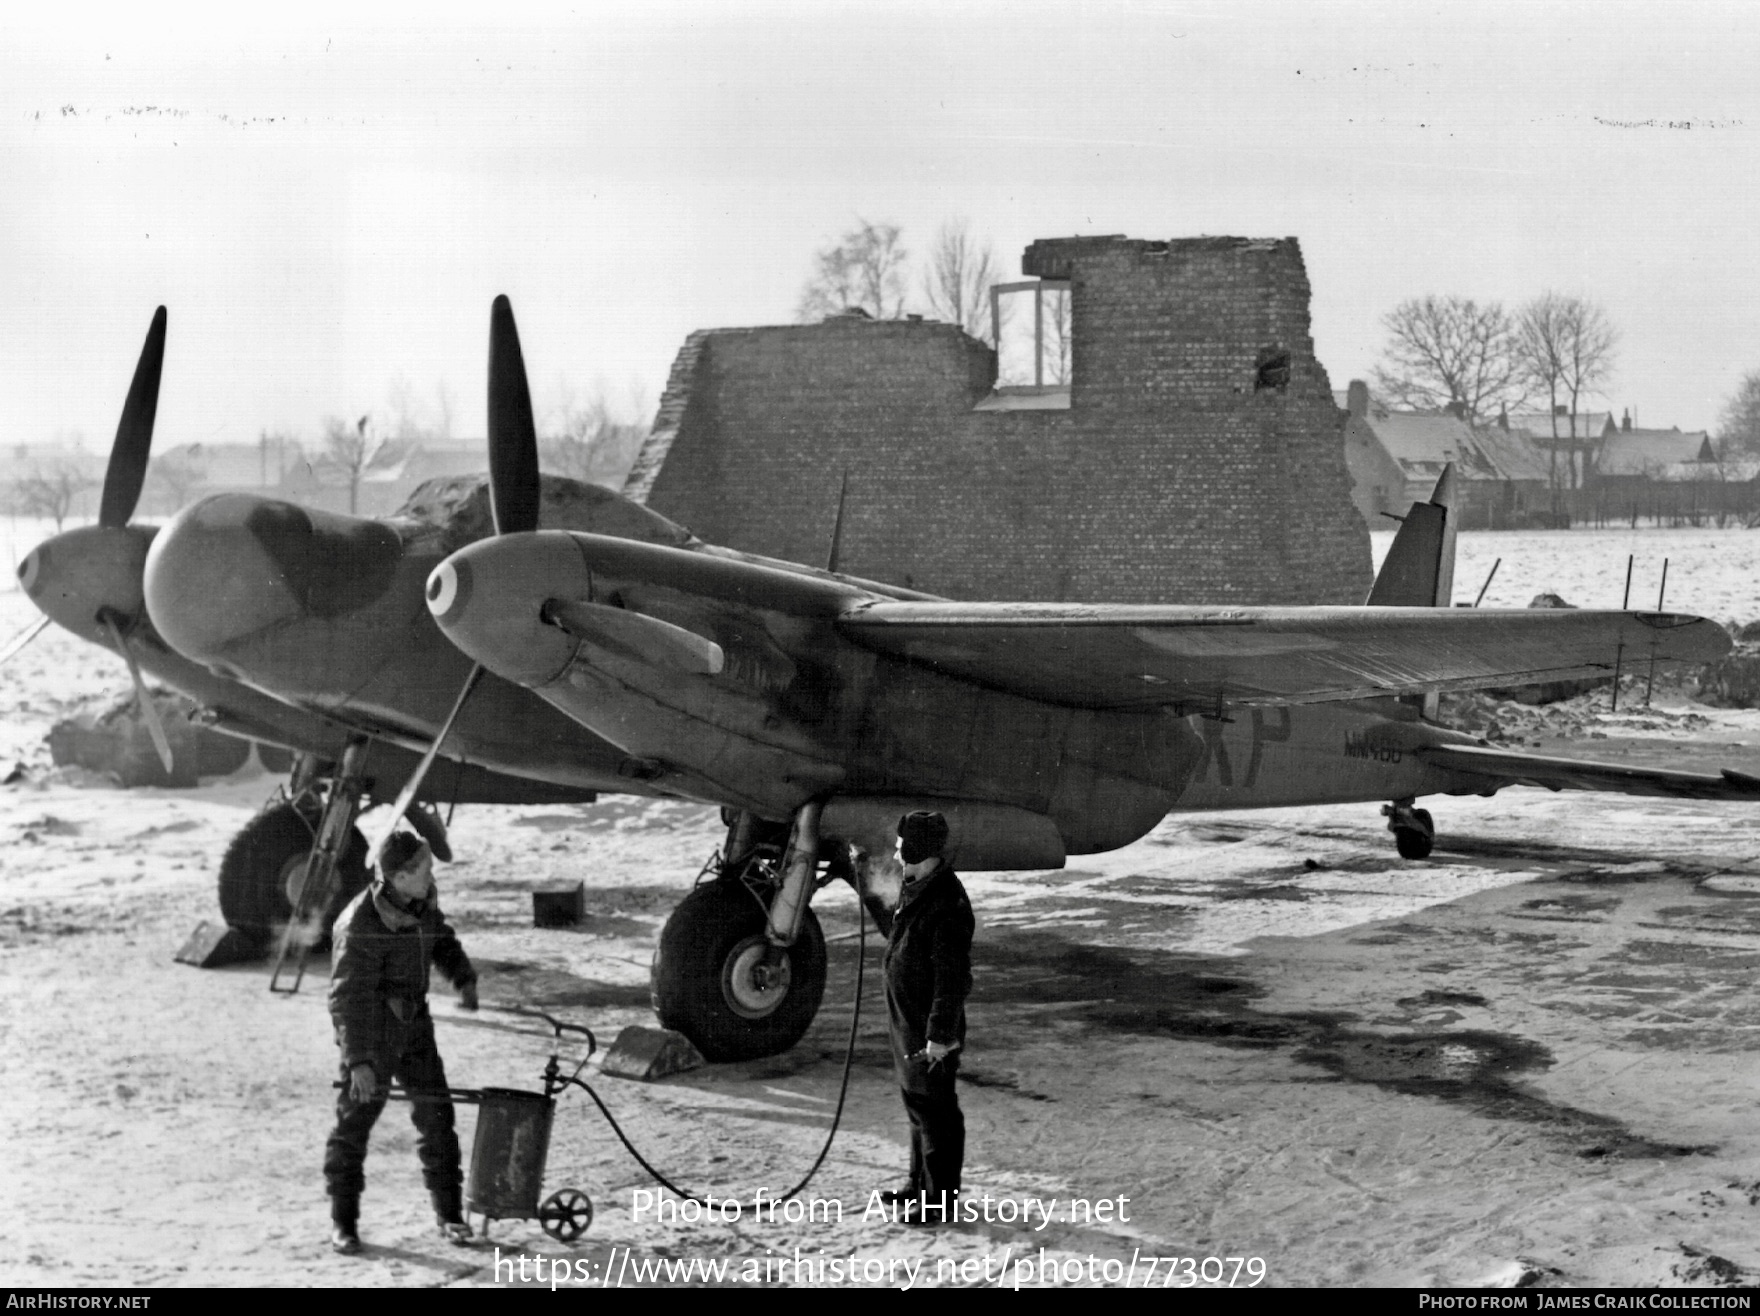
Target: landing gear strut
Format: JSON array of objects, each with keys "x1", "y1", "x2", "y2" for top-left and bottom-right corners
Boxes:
[
  {"x1": 267, "y1": 737, "x2": 374, "y2": 992},
  {"x1": 1383, "y1": 797, "x2": 1435, "y2": 860},
  {"x1": 650, "y1": 804, "x2": 834, "y2": 1062}
]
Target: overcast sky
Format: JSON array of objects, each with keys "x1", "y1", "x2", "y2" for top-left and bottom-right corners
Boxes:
[{"x1": 5, "y1": 1, "x2": 1757, "y2": 457}]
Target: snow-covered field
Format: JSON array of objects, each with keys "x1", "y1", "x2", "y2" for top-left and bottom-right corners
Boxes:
[
  {"x1": 4, "y1": 522, "x2": 1760, "y2": 1288},
  {"x1": 1370, "y1": 526, "x2": 1760, "y2": 624}
]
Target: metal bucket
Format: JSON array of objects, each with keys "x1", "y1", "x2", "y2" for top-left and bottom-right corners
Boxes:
[{"x1": 466, "y1": 1087, "x2": 555, "y2": 1219}]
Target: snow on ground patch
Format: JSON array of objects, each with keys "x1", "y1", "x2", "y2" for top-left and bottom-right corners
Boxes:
[
  {"x1": 965, "y1": 808, "x2": 1559, "y2": 957},
  {"x1": 1372, "y1": 525, "x2": 1760, "y2": 622}
]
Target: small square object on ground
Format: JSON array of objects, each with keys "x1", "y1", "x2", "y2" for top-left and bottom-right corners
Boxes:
[{"x1": 532, "y1": 882, "x2": 586, "y2": 927}]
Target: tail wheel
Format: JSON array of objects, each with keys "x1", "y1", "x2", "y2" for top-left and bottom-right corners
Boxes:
[
  {"x1": 1394, "y1": 807, "x2": 1436, "y2": 860},
  {"x1": 217, "y1": 801, "x2": 370, "y2": 948},
  {"x1": 651, "y1": 879, "x2": 827, "y2": 1063}
]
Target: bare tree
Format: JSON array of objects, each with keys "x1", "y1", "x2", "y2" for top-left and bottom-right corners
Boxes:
[
  {"x1": 1370, "y1": 295, "x2": 1526, "y2": 424},
  {"x1": 1716, "y1": 369, "x2": 1760, "y2": 457},
  {"x1": 1044, "y1": 287, "x2": 1072, "y2": 385},
  {"x1": 922, "y1": 219, "x2": 1001, "y2": 338},
  {"x1": 1515, "y1": 292, "x2": 1619, "y2": 500},
  {"x1": 796, "y1": 220, "x2": 910, "y2": 322},
  {"x1": 316, "y1": 414, "x2": 404, "y2": 514},
  {"x1": 540, "y1": 382, "x2": 651, "y2": 487},
  {"x1": 6, "y1": 454, "x2": 96, "y2": 531},
  {"x1": 541, "y1": 385, "x2": 613, "y2": 482}
]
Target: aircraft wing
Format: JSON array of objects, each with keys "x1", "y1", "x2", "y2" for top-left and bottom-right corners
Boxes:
[
  {"x1": 835, "y1": 603, "x2": 1731, "y2": 711},
  {"x1": 1418, "y1": 743, "x2": 1760, "y2": 800}
]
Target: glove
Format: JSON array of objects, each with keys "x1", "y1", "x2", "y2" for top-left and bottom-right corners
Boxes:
[
  {"x1": 459, "y1": 981, "x2": 479, "y2": 1012},
  {"x1": 348, "y1": 1063, "x2": 381, "y2": 1103},
  {"x1": 922, "y1": 1039, "x2": 956, "y2": 1064}
]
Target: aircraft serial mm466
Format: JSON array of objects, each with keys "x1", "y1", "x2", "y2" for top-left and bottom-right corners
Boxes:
[{"x1": 409, "y1": 297, "x2": 1759, "y2": 1061}]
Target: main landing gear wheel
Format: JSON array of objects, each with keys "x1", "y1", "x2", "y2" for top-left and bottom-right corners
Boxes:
[
  {"x1": 539, "y1": 1188, "x2": 593, "y2": 1241},
  {"x1": 217, "y1": 801, "x2": 370, "y2": 949},
  {"x1": 1391, "y1": 807, "x2": 1435, "y2": 860},
  {"x1": 651, "y1": 879, "x2": 828, "y2": 1063}
]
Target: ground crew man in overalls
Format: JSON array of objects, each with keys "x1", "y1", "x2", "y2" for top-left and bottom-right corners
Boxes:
[
  {"x1": 882, "y1": 810, "x2": 975, "y2": 1225},
  {"x1": 324, "y1": 831, "x2": 478, "y2": 1255}
]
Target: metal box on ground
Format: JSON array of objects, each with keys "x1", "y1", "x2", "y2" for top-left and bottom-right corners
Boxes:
[{"x1": 532, "y1": 883, "x2": 586, "y2": 928}]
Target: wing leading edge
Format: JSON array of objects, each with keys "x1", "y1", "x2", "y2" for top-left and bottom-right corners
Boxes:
[{"x1": 835, "y1": 602, "x2": 1732, "y2": 710}]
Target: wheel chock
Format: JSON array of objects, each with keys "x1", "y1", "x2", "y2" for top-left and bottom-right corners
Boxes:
[
  {"x1": 599, "y1": 1025, "x2": 704, "y2": 1082},
  {"x1": 174, "y1": 920, "x2": 262, "y2": 968},
  {"x1": 531, "y1": 882, "x2": 586, "y2": 928}
]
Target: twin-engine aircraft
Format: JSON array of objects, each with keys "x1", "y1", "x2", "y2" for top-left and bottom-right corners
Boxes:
[{"x1": 12, "y1": 298, "x2": 1756, "y2": 1060}]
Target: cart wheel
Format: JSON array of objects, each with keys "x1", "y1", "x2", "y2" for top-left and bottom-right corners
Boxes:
[{"x1": 539, "y1": 1188, "x2": 593, "y2": 1241}]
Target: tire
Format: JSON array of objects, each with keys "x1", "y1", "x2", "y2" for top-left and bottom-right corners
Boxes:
[
  {"x1": 651, "y1": 879, "x2": 828, "y2": 1063},
  {"x1": 217, "y1": 802, "x2": 371, "y2": 948},
  {"x1": 1394, "y1": 807, "x2": 1435, "y2": 860}
]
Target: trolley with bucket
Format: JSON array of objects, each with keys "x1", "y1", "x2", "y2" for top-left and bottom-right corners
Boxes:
[{"x1": 357, "y1": 1007, "x2": 598, "y2": 1241}]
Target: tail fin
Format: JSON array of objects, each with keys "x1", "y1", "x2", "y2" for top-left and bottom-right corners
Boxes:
[{"x1": 1366, "y1": 464, "x2": 1457, "y2": 608}]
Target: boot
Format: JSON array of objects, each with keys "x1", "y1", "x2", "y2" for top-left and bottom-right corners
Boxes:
[
  {"x1": 330, "y1": 1220, "x2": 362, "y2": 1255},
  {"x1": 432, "y1": 1186, "x2": 472, "y2": 1245},
  {"x1": 327, "y1": 1189, "x2": 360, "y2": 1252},
  {"x1": 436, "y1": 1216, "x2": 474, "y2": 1246}
]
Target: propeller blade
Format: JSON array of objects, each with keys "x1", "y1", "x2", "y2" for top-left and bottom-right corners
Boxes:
[
  {"x1": 100, "y1": 306, "x2": 168, "y2": 529},
  {"x1": 100, "y1": 612, "x2": 174, "y2": 774},
  {"x1": 369, "y1": 662, "x2": 485, "y2": 865},
  {"x1": 0, "y1": 615, "x2": 51, "y2": 666},
  {"x1": 545, "y1": 598, "x2": 725, "y2": 675},
  {"x1": 487, "y1": 296, "x2": 541, "y2": 536}
]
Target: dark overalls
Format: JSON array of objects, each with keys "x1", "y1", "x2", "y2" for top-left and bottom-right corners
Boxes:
[
  {"x1": 883, "y1": 863, "x2": 975, "y2": 1206},
  {"x1": 324, "y1": 882, "x2": 477, "y2": 1225}
]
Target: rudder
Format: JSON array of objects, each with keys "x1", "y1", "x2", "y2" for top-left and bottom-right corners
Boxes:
[{"x1": 1366, "y1": 464, "x2": 1456, "y2": 608}]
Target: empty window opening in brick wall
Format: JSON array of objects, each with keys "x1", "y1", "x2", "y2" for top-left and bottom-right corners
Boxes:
[
  {"x1": 983, "y1": 279, "x2": 1071, "y2": 410},
  {"x1": 1254, "y1": 346, "x2": 1291, "y2": 392}
]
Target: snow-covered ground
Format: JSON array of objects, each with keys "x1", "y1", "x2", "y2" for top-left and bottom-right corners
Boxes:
[
  {"x1": 5, "y1": 527, "x2": 1760, "y2": 1289},
  {"x1": 1370, "y1": 526, "x2": 1760, "y2": 624}
]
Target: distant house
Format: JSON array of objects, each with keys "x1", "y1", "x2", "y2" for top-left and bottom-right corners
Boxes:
[
  {"x1": 1592, "y1": 419, "x2": 1714, "y2": 489},
  {"x1": 1339, "y1": 381, "x2": 1548, "y2": 529},
  {"x1": 1502, "y1": 408, "x2": 1615, "y2": 496}
]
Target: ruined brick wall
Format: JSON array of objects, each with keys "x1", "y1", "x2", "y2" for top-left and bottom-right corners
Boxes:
[{"x1": 631, "y1": 236, "x2": 1372, "y2": 604}]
